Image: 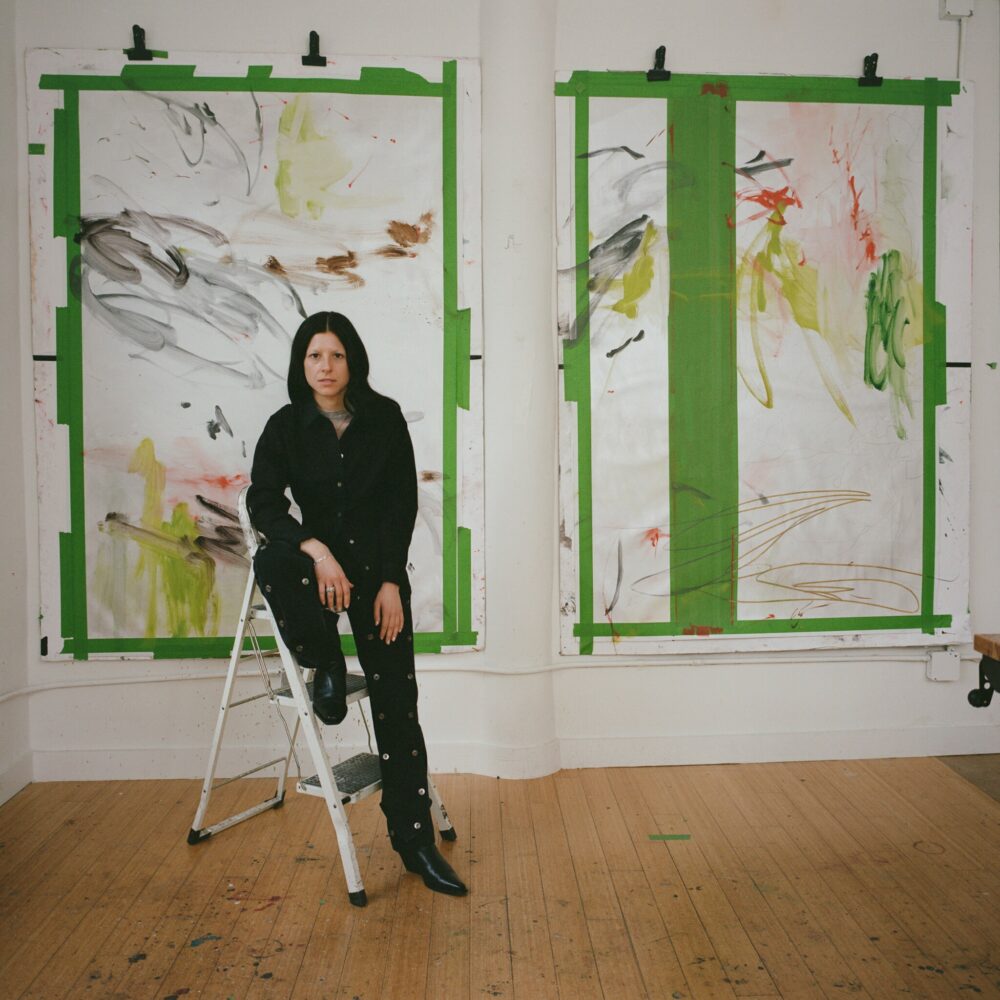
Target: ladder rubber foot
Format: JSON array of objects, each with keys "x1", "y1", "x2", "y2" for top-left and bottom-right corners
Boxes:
[
  {"x1": 273, "y1": 790, "x2": 287, "y2": 808},
  {"x1": 440, "y1": 828, "x2": 457, "y2": 841},
  {"x1": 348, "y1": 889, "x2": 368, "y2": 907},
  {"x1": 187, "y1": 828, "x2": 210, "y2": 845}
]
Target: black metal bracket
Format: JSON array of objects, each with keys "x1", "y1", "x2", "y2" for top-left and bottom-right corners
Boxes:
[
  {"x1": 858, "y1": 52, "x2": 883, "y2": 87},
  {"x1": 125, "y1": 24, "x2": 153, "y2": 61},
  {"x1": 302, "y1": 30, "x2": 327, "y2": 67},
  {"x1": 647, "y1": 45, "x2": 671, "y2": 82},
  {"x1": 968, "y1": 655, "x2": 999, "y2": 708}
]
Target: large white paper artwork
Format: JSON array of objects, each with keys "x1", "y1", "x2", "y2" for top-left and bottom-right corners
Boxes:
[
  {"x1": 555, "y1": 72, "x2": 972, "y2": 655},
  {"x1": 28, "y1": 50, "x2": 484, "y2": 658}
]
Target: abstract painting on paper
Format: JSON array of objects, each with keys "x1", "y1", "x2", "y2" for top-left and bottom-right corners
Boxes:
[
  {"x1": 555, "y1": 72, "x2": 972, "y2": 655},
  {"x1": 28, "y1": 50, "x2": 483, "y2": 659}
]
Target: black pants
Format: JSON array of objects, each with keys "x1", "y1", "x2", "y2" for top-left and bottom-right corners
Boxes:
[{"x1": 253, "y1": 541, "x2": 434, "y2": 850}]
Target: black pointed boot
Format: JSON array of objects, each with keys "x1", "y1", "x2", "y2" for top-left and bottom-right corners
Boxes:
[
  {"x1": 311, "y1": 662, "x2": 347, "y2": 725},
  {"x1": 398, "y1": 843, "x2": 468, "y2": 896}
]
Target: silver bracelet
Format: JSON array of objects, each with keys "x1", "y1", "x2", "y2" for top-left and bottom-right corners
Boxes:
[{"x1": 314, "y1": 554, "x2": 330, "y2": 566}]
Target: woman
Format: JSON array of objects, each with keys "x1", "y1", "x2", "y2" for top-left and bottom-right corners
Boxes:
[{"x1": 247, "y1": 311, "x2": 466, "y2": 897}]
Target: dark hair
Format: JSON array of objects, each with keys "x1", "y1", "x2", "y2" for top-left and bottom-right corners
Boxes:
[{"x1": 287, "y1": 311, "x2": 383, "y2": 414}]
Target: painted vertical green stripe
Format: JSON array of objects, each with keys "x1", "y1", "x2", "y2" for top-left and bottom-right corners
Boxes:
[
  {"x1": 667, "y1": 92, "x2": 738, "y2": 631},
  {"x1": 457, "y1": 526, "x2": 472, "y2": 632},
  {"x1": 455, "y1": 308, "x2": 471, "y2": 409},
  {"x1": 565, "y1": 87, "x2": 594, "y2": 654},
  {"x1": 53, "y1": 89, "x2": 88, "y2": 658},
  {"x1": 441, "y1": 59, "x2": 459, "y2": 634},
  {"x1": 28, "y1": 142, "x2": 45, "y2": 154},
  {"x1": 921, "y1": 94, "x2": 941, "y2": 634}
]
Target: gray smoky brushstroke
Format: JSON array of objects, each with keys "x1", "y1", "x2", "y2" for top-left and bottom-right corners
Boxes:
[
  {"x1": 579, "y1": 146, "x2": 645, "y2": 160},
  {"x1": 207, "y1": 405, "x2": 233, "y2": 440},
  {"x1": 132, "y1": 90, "x2": 263, "y2": 196},
  {"x1": 79, "y1": 205, "x2": 305, "y2": 388},
  {"x1": 612, "y1": 160, "x2": 695, "y2": 212},
  {"x1": 558, "y1": 216, "x2": 650, "y2": 340}
]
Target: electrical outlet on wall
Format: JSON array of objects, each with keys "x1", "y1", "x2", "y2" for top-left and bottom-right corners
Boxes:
[{"x1": 939, "y1": 0, "x2": 974, "y2": 18}]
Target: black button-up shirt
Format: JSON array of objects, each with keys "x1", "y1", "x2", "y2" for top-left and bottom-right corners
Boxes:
[{"x1": 247, "y1": 396, "x2": 418, "y2": 589}]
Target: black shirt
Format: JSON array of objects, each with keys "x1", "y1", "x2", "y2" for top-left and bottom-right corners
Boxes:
[{"x1": 247, "y1": 395, "x2": 418, "y2": 589}]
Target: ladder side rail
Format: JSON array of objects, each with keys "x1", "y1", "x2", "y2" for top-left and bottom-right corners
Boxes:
[
  {"x1": 426, "y1": 775, "x2": 456, "y2": 839},
  {"x1": 263, "y1": 593, "x2": 367, "y2": 896},
  {"x1": 190, "y1": 568, "x2": 264, "y2": 837}
]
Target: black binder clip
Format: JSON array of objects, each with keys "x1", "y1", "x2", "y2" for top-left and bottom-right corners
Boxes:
[
  {"x1": 646, "y1": 45, "x2": 671, "y2": 82},
  {"x1": 125, "y1": 24, "x2": 153, "y2": 61},
  {"x1": 302, "y1": 31, "x2": 327, "y2": 67},
  {"x1": 858, "y1": 52, "x2": 883, "y2": 87}
]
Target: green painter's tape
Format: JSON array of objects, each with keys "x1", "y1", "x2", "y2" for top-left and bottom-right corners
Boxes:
[
  {"x1": 40, "y1": 66, "x2": 443, "y2": 97},
  {"x1": 649, "y1": 833, "x2": 691, "y2": 841},
  {"x1": 574, "y1": 614, "x2": 951, "y2": 638},
  {"x1": 921, "y1": 95, "x2": 942, "y2": 635},
  {"x1": 667, "y1": 91, "x2": 738, "y2": 632},
  {"x1": 53, "y1": 90, "x2": 88, "y2": 660},
  {"x1": 556, "y1": 73, "x2": 959, "y2": 107},
  {"x1": 28, "y1": 143, "x2": 44, "y2": 155},
  {"x1": 569, "y1": 87, "x2": 594, "y2": 654},
  {"x1": 455, "y1": 308, "x2": 471, "y2": 410},
  {"x1": 441, "y1": 58, "x2": 459, "y2": 637},
  {"x1": 121, "y1": 48, "x2": 169, "y2": 60},
  {"x1": 458, "y1": 526, "x2": 472, "y2": 633}
]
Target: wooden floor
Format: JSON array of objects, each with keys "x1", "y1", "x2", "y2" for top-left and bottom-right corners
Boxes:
[{"x1": 1, "y1": 759, "x2": 999, "y2": 999}]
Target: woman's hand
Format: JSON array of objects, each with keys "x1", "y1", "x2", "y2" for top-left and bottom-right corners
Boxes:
[
  {"x1": 300, "y1": 539, "x2": 352, "y2": 611},
  {"x1": 374, "y1": 582, "x2": 404, "y2": 643}
]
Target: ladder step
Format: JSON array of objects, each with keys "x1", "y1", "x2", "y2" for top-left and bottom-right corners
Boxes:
[
  {"x1": 299, "y1": 752, "x2": 382, "y2": 804},
  {"x1": 273, "y1": 672, "x2": 369, "y2": 708}
]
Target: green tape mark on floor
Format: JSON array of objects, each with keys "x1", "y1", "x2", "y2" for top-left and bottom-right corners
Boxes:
[
  {"x1": 667, "y1": 90, "x2": 738, "y2": 632},
  {"x1": 649, "y1": 833, "x2": 691, "y2": 841}
]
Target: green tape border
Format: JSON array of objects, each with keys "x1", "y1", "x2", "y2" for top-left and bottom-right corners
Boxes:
[
  {"x1": 43, "y1": 59, "x2": 477, "y2": 658},
  {"x1": 557, "y1": 72, "x2": 958, "y2": 653},
  {"x1": 28, "y1": 142, "x2": 45, "y2": 155}
]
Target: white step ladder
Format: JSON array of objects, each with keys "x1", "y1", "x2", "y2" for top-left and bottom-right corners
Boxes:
[{"x1": 188, "y1": 487, "x2": 455, "y2": 907}]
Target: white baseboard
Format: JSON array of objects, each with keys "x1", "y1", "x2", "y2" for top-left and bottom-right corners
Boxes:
[
  {"x1": 0, "y1": 752, "x2": 33, "y2": 805},
  {"x1": 25, "y1": 726, "x2": 1000, "y2": 784}
]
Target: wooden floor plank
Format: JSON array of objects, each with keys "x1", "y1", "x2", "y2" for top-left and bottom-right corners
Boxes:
[
  {"x1": 288, "y1": 795, "x2": 383, "y2": 999},
  {"x1": 1, "y1": 780, "x2": 171, "y2": 995},
  {"x1": 499, "y1": 777, "x2": 559, "y2": 1000},
  {"x1": 702, "y1": 766, "x2": 876, "y2": 999},
  {"x1": 786, "y1": 761, "x2": 999, "y2": 997},
  {"x1": 527, "y1": 774, "x2": 604, "y2": 1000},
  {"x1": 424, "y1": 773, "x2": 473, "y2": 1000},
  {"x1": 15, "y1": 780, "x2": 191, "y2": 1000},
  {"x1": 468, "y1": 774, "x2": 514, "y2": 1000},
  {"x1": 616, "y1": 767, "x2": 742, "y2": 1000},
  {"x1": 580, "y1": 768, "x2": 692, "y2": 1000},
  {"x1": 647, "y1": 768, "x2": 784, "y2": 997}
]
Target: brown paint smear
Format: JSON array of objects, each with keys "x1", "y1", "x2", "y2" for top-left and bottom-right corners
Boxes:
[
  {"x1": 377, "y1": 211, "x2": 434, "y2": 258},
  {"x1": 315, "y1": 250, "x2": 364, "y2": 287}
]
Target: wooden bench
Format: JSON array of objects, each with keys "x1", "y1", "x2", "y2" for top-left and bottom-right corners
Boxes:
[{"x1": 969, "y1": 634, "x2": 1000, "y2": 707}]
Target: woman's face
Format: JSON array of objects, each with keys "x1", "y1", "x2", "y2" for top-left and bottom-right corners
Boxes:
[{"x1": 304, "y1": 332, "x2": 350, "y2": 409}]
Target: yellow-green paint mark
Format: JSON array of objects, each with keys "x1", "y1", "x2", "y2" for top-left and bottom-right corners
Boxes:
[
  {"x1": 610, "y1": 220, "x2": 658, "y2": 319},
  {"x1": 275, "y1": 94, "x2": 351, "y2": 219}
]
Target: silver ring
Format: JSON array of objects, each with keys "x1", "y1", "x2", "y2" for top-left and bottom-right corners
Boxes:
[{"x1": 325, "y1": 586, "x2": 334, "y2": 592}]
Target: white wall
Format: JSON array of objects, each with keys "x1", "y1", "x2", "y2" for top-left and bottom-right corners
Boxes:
[
  {"x1": 0, "y1": 0, "x2": 31, "y2": 802},
  {"x1": 4, "y1": 0, "x2": 999, "y2": 800}
]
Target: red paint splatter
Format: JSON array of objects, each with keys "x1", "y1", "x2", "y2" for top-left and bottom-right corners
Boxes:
[
  {"x1": 682, "y1": 625, "x2": 724, "y2": 637},
  {"x1": 736, "y1": 184, "x2": 801, "y2": 226},
  {"x1": 725, "y1": 214, "x2": 735, "y2": 229},
  {"x1": 701, "y1": 82, "x2": 728, "y2": 97},
  {"x1": 644, "y1": 528, "x2": 667, "y2": 550},
  {"x1": 390, "y1": 138, "x2": 397, "y2": 143},
  {"x1": 798, "y1": 250, "x2": 807, "y2": 266},
  {"x1": 765, "y1": 613, "x2": 776, "y2": 619}
]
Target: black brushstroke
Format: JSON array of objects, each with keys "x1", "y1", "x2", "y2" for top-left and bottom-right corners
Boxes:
[
  {"x1": 672, "y1": 481, "x2": 713, "y2": 501},
  {"x1": 206, "y1": 405, "x2": 234, "y2": 440},
  {"x1": 196, "y1": 494, "x2": 239, "y2": 521},
  {"x1": 606, "y1": 329, "x2": 646, "y2": 358},
  {"x1": 606, "y1": 539, "x2": 624, "y2": 615},
  {"x1": 745, "y1": 150, "x2": 767, "y2": 164},
  {"x1": 945, "y1": 361, "x2": 971, "y2": 367},
  {"x1": 33, "y1": 354, "x2": 57, "y2": 361},
  {"x1": 579, "y1": 146, "x2": 645, "y2": 160},
  {"x1": 735, "y1": 157, "x2": 793, "y2": 178},
  {"x1": 181, "y1": 401, "x2": 191, "y2": 408}
]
